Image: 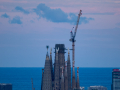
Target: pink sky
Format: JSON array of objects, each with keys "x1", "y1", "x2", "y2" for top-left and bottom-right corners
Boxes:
[{"x1": 0, "y1": 0, "x2": 120, "y2": 67}]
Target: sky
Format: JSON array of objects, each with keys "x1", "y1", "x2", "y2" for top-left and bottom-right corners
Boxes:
[{"x1": 0, "y1": 0, "x2": 120, "y2": 67}]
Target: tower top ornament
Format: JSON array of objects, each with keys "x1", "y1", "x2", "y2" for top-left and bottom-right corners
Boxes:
[
  {"x1": 56, "y1": 47, "x2": 59, "y2": 53},
  {"x1": 50, "y1": 48, "x2": 52, "y2": 54},
  {"x1": 46, "y1": 45, "x2": 49, "y2": 52},
  {"x1": 68, "y1": 48, "x2": 70, "y2": 54}
]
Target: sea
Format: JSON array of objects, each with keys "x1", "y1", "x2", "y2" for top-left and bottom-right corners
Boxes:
[{"x1": 0, "y1": 67, "x2": 117, "y2": 90}]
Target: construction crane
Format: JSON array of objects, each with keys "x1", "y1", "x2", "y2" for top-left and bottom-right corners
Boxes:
[
  {"x1": 31, "y1": 78, "x2": 35, "y2": 90},
  {"x1": 69, "y1": 10, "x2": 82, "y2": 89}
]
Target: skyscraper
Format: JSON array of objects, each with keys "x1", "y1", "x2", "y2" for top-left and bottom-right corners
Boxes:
[{"x1": 111, "y1": 69, "x2": 120, "y2": 90}]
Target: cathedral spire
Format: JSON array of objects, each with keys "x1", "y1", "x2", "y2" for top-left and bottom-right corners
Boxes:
[
  {"x1": 50, "y1": 48, "x2": 53, "y2": 82},
  {"x1": 42, "y1": 46, "x2": 52, "y2": 90},
  {"x1": 46, "y1": 45, "x2": 49, "y2": 60},
  {"x1": 67, "y1": 48, "x2": 71, "y2": 90}
]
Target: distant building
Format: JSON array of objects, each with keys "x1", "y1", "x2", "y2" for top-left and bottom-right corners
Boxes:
[
  {"x1": 80, "y1": 87, "x2": 85, "y2": 90},
  {"x1": 111, "y1": 69, "x2": 120, "y2": 90},
  {"x1": 0, "y1": 83, "x2": 12, "y2": 90},
  {"x1": 74, "y1": 87, "x2": 85, "y2": 90},
  {"x1": 88, "y1": 86, "x2": 107, "y2": 90}
]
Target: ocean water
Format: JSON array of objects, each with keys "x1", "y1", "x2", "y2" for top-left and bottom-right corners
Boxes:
[{"x1": 0, "y1": 68, "x2": 114, "y2": 90}]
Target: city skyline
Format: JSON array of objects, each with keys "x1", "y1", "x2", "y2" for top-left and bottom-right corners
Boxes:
[{"x1": 0, "y1": 0, "x2": 120, "y2": 67}]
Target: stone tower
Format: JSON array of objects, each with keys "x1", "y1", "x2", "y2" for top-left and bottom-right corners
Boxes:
[
  {"x1": 76, "y1": 67, "x2": 80, "y2": 89},
  {"x1": 42, "y1": 49, "x2": 52, "y2": 90},
  {"x1": 60, "y1": 66, "x2": 64, "y2": 90},
  {"x1": 55, "y1": 44, "x2": 66, "y2": 87},
  {"x1": 67, "y1": 49, "x2": 71, "y2": 90},
  {"x1": 54, "y1": 47, "x2": 60, "y2": 90}
]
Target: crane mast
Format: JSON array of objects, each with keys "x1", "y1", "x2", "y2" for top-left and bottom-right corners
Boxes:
[
  {"x1": 70, "y1": 10, "x2": 82, "y2": 90},
  {"x1": 72, "y1": 10, "x2": 82, "y2": 68}
]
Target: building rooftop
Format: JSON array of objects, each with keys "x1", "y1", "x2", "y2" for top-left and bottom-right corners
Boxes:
[
  {"x1": 0, "y1": 83, "x2": 12, "y2": 85},
  {"x1": 113, "y1": 69, "x2": 120, "y2": 72}
]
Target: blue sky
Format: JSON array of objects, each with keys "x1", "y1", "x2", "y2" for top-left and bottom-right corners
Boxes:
[{"x1": 0, "y1": 0, "x2": 120, "y2": 67}]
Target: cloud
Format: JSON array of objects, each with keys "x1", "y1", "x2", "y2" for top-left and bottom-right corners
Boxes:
[
  {"x1": 30, "y1": 20, "x2": 34, "y2": 23},
  {"x1": 1, "y1": 13, "x2": 22, "y2": 24},
  {"x1": 116, "y1": 22, "x2": 120, "y2": 26},
  {"x1": 33, "y1": 3, "x2": 94, "y2": 24},
  {"x1": 84, "y1": 12, "x2": 115, "y2": 15},
  {"x1": 9, "y1": 16, "x2": 22, "y2": 24},
  {"x1": 1, "y1": 13, "x2": 9, "y2": 18},
  {"x1": 15, "y1": 6, "x2": 29, "y2": 14}
]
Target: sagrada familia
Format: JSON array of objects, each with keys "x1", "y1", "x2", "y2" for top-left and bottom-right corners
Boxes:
[{"x1": 41, "y1": 44, "x2": 80, "y2": 90}]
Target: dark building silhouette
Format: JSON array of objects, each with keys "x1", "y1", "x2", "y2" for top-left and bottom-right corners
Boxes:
[
  {"x1": 111, "y1": 69, "x2": 120, "y2": 90},
  {"x1": 88, "y1": 86, "x2": 107, "y2": 90},
  {"x1": 41, "y1": 44, "x2": 80, "y2": 90},
  {"x1": 0, "y1": 83, "x2": 12, "y2": 90}
]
